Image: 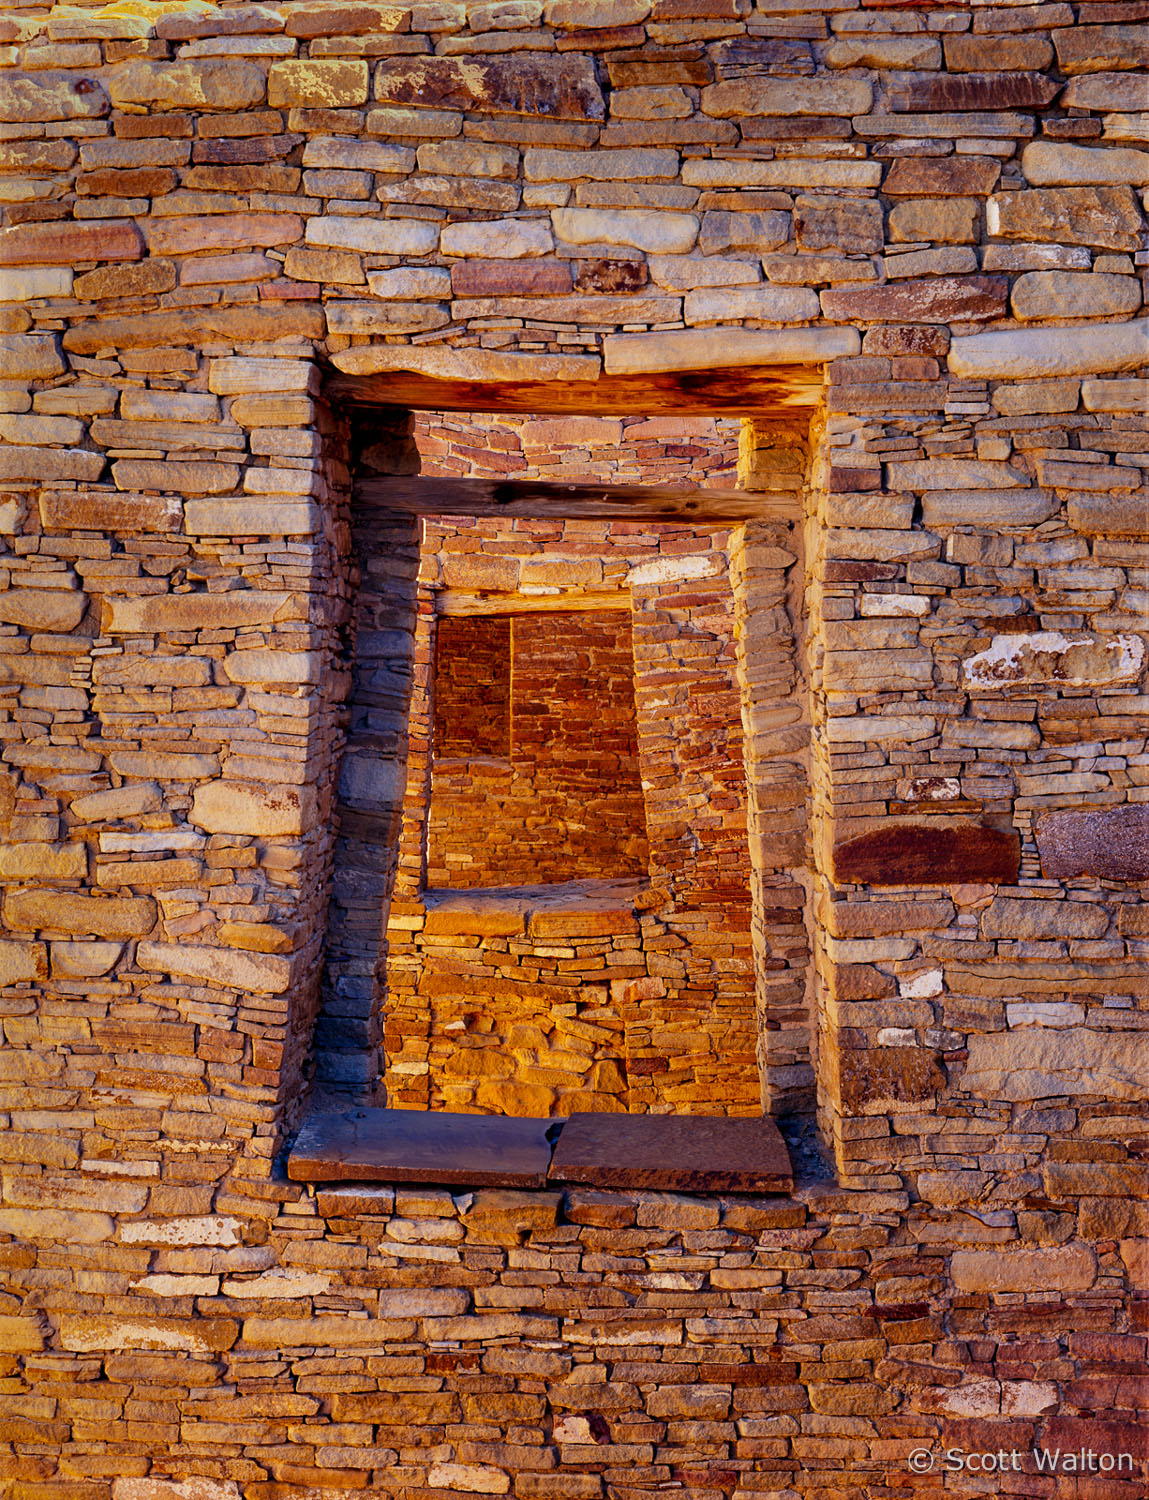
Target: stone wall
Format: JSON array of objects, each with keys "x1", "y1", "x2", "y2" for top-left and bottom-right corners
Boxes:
[
  {"x1": 428, "y1": 608, "x2": 649, "y2": 889},
  {"x1": 0, "y1": 0, "x2": 1146, "y2": 1492},
  {"x1": 413, "y1": 412, "x2": 742, "y2": 486}
]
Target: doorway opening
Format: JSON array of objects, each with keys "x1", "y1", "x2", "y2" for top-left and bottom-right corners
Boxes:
[{"x1": 313, "y1": 389, "x2": 815, "y2": 1135}]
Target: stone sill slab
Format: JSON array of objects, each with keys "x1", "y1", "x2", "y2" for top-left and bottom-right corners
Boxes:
[{"x1": 289, "y1": 1107, "x2": 794, "y2": 1194}]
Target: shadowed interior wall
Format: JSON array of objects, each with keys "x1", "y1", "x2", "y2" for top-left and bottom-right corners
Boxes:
[{"x1": 428, "y1": 610, "x2": 648, "y2": 889}]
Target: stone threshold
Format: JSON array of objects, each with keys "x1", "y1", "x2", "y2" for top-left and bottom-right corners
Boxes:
[{"x1": 288, "y1": 1107, "x2": 794, "y2": 1194}]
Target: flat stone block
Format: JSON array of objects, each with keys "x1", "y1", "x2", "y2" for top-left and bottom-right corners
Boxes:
[
  {"x1": 288, "y1": 1108, "x2": 557, "y2": 1188},
  {"x1": 547, "y1": 1113, "x2": 793, "y2": 1193},
  {"x1": 831, "y1": 822, "x2": 1021, "y2": 887}
]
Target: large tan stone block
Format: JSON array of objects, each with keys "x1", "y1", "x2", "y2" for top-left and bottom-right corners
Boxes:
[
  {"x1": 987, "y1": 185, "x2": 1143, "y2": 250},
  {"x1": 136, "y1": 941, "x2": 291, "y2": 995},
  {"x1": 701, "y1": 78, "x2": 872, "y2": 117},
  {"x1": 963, "y1": 1029, "x2": 1149, "y2": 1102},
  {"x1": 0, "y1": 333, "x2": 66, "y2": 380},
  {"x1": 109, "y1": 60, "x2": 265, "y2": 111},
  {"x1": 948, "y1": 320, "x2": 1149, "y2": 379},
  {"x1": 102, "y1": 591, "x2": 296, "y2": 634},
  {"x1": 0, "y1": 844, "x2": 86, "y2": 880},
  {"x1": 0, "y1": 942, "x2": 48, "y2": 984},
  {"x1": 41, "y1": 491, "x2": 182, "y2": 533},
  {"x1": 268, "y1": 60, "x2": 369, "y2": 108},
  {"x1": 5, "y1": 890, "x2": 156, "y2": 938},
  {"x1": 332, "y1": 344, "x2": 600, "y2": 381},
  {"x1": 57, "y1": 1315, "x2": 239, "y2": 1353},
  {"x1": 0, "y1": 588, "x2": 87, "y2": 632},
  {"x1": 951, "y1": 1246, "x2": 1097, "y2": 1294},
  {"x1": 1011, "y1": 269, "x2": 1142, "y2": 320},
  {"x1": 242, "y1": 1316, "x2": 415, "y2": 1347},
  {"x1": 0, "y1": 70, "x2": 110, "y2": 123},
  {"x1": 552, "y1": 207, "x2": 698, "y2": 254},
  {"x1": 191, "y1": 781, "x2": 317, "y2": 837},
  {"x1": 0, "y1": 1208, "x2": 113, "y2": 1243},
  {"x1": 1022, "y1": 140, "x2": 1149, "y2": 187}
]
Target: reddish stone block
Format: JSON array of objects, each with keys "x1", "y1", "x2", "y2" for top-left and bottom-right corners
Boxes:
[
  {"x1": 830, "y1": 823, "x2": 1021, "y2": 887},
  {"x1": 0, "y1": 218, "x2": 144, "y2": 266},
  {"x1": 450, "y1": 260, "x2": 574, "y2": 297},
  {"x1": 836, "y1": 1048, "x2": 946, "y2": 1110},
  {"x1": 863, "y1": 325, "x2": 951, "y2": 357},
  {"x1": 889, "y1": 73, "x2": 1061, "y2": 111},
  {"x1": 1035, "y1": 806, "x2": 1149, "y2": 882},
  {"x1": 883, "y1": 156, "x2": 1001, "y2": 197},
  {"x1": 373, "y1": 55, "x2": 605, "y2": 121},
  {"x1": 822, "y1": 276, "x2": 1009, "y2": 325}
]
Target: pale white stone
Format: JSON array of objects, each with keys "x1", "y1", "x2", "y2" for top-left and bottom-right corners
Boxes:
[
  {"x1": 684, "y1": 285, "x2": 819, "y2": 324},
  {"x1": 1000, "y1": 1382, "x2": 1058, "y2": 1418},
  {"x1": 877, "y1": 1027, "x2": 917, "y2": 1046},
  {"x1": 629, "y1": 554, "x2": 723, "y2": 586},
  {"x1": 1022, "y1": 140, "x2": 1149, "y2": 186},
  {"x1": 192, "y1": 780, "x2": 316, "y2": 836},
  {"x1": 1, "y1": 266, "x2": 72, "y2": 300},
  {"x1": 963, "y1": 630, "x2": 1145, "y2": 689},
  {"x1": 948, "y1": 320, "x2": 1149, "y2": 379},
  {"x1": 439, "y1": 218, "x2": 552, "y2": 258},
  {"x1": 860, "y1": 595, "x2": 930, "y2": 617},
  {"x1": 552, "y1": 206, "x2": 698, "y2": 254},
  {"x1": 824, "y1": 937, "x2": 917, "y2": 964},
  {"x1": 603, "y1": 326, "x2": 858, "y2": 375},
  {"x1": 1006, "y1": 1001, "x2": 1087, "y2": 1029},
  {"x1": 304, "y1": 214, "x2": 438, "y2": 255},
  {"x1": 99, "y1": 830, "x2": 205, "y2": 853},
  {"x1": 184, "y1": 501, "x2": 321, "y2": 536},
  {"x1": 367, "y1": 267, "x2": 452, "y2": 298},
  {"x1": 899, "y1": 968, "x2": 943, "y2": 999},
  {"x1": 119, "y1": 1216, "x2": 243, "y2": 1247}
]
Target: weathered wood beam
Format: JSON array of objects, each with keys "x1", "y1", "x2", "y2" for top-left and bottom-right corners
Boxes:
[
  {"x1": 354, "y1": 476, "x2": 801, "y2": 522},
  {"x1": 329, "y1": 364, "x2": 823, "y2": 417}
]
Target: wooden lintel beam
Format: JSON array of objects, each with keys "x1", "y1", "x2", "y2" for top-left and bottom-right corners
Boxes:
[
  {"x1": 354, "y1": 476, "x2": 801, "y2": 523},
  {"x1": 329, "y1": 365, "x2": 823, "y2": 418}
]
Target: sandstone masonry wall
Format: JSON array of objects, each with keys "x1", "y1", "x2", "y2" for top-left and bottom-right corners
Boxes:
[{"x1": 0, "y1": 0, "x2": 1146, "y2": 1492}]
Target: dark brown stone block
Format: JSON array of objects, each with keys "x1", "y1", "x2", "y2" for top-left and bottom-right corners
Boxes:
[
  {"x1": 821, "y1": 276, "x2": 1008, "y2": 325},
  {"x1": 740, "y1": 115, "x2": 852, "y2": 140},
  {"x1": 452, "y1": 260, "x2": 573, "y2": 297},
  {"x1": 882, "y1": 156, "x2": 1000, "y2": 197},
  {"x1": 889, "y1": 73, "x2": 1060, "y2": 112},
  {"x1": 193, "y1": 134, "x2": 303, "y2": 165},
  {"x1": 836, "y1": 1048, "x2": 945, "y2": 1110},
  {"x1": 547, "y1": 1113, "x2": 793, "y2": 1193},
  {"x1": 712, "y1": 37, "x2": 814, "y2": 78},
  {"x1": 288, "y1": 1108, "x2": 557, "y2": 1188},
  {"x1": 573, "y1": 258, "x2": 649, "y2": 293},
  {"x1": 1035, "y1": 806, "x2": 1149, "y2": 882},
  {"x1": 373, "y1": 56, "x2": 605, "y2": 121},
  {"x1": 857, "y1": 322, "x2": 952, "y2": 353},
  {"x1": 830, "y1": 823, "x2": 1021, "y2": 887}
]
